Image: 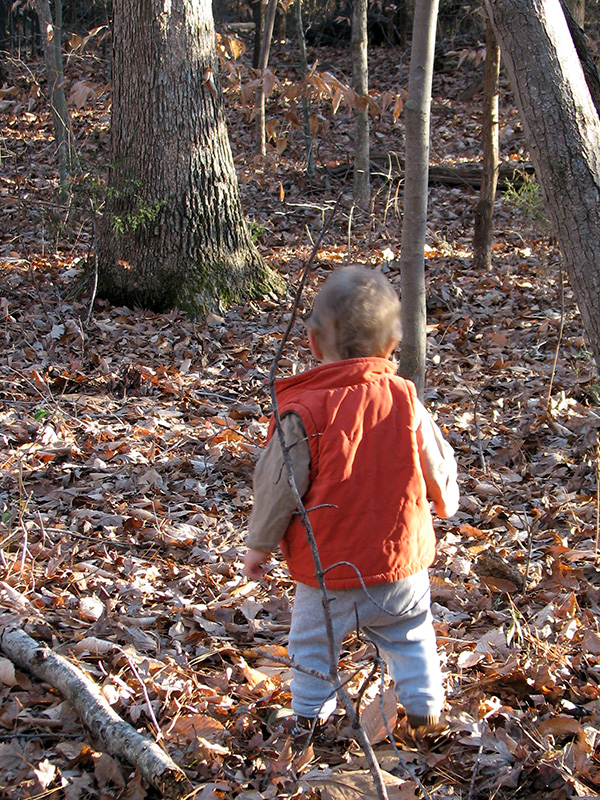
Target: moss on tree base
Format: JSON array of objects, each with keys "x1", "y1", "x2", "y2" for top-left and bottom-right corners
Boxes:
[{"x1": 94, "y1": 249, "x2": 284, "y2": 317}]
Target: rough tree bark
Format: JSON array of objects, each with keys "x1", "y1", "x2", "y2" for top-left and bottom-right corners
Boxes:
[
  {"x1": 0, "y1": 624, "x2": 193, "y2": 800},
  {"x1": 398, "y1": 0, "x2": 439, "y2": 398},
  {"x1": 352, "y1": 0, "x2": 370, "y2": 207},
  {"x1": 485, "y1": 0, "x2": 600, "y2": 368},
  {"x1": 473, "y1": 16, "x2": 500, "y2": 272},
  {"x1": 97, "y1": 0, "x2": 281, "y2": 314}
]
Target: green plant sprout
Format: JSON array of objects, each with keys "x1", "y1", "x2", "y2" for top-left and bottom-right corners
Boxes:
[
  {"x1": 112, "y1": 197, "x2": 168, "y2": 236},
  {"x1": 504, "y1": 171, "x2": 548, "y2": 227}
]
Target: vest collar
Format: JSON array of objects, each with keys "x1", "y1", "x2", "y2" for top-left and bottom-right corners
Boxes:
[{"x1": 275, "y1": 357, "x2": 398, "y2": 398}]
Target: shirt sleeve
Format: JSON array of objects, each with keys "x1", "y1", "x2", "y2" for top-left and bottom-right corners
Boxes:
[
  {"x1": 245, "y1": 412, "x2": 312, "y2": 552},
  {"x1": 415, "y1": 399, "x2": 460, "y2": 518}
]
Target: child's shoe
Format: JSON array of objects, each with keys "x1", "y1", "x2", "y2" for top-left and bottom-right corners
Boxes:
[
  {"x1": 403, "y1": 712, "x2": 449, "y2": 745},
  {"x1": 271, "y1": 708, "x2": 326, "y2": 753}
]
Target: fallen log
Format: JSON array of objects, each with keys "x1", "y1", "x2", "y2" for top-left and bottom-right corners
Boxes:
[
  {"x1": 0, "y1": 622, "x2": 193, "y2": 800},
  {"x1": 323, "y1": 155, "x2": 535, "y2": 189}
]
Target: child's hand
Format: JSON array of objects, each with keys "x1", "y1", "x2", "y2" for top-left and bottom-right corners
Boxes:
[{"x1": 244, "y1": 548, "x2": 271, "y2": 579}]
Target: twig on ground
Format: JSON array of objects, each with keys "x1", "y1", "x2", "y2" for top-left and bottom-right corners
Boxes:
[
  {"x1": 121, "y1": 648, "x2": 164, "y2": 742},
  {"x1": 546, "y1": 260, "x2": 565, "y2": 412},
  {"x1": 467, "y1": 717, "x2": 487, "y2": 800},
  {"x1": 524, "y1": 518, "x2": 536, "y2": 590},
  {"x1": 596, "y1": 432, "x2": 600, "y2": 562},
  {"x1": 85, "y1": 197, "x2": 99, "y2": 327},
  {"x1": 472, "y1": 385, "x2": 488, "y2": 475}
]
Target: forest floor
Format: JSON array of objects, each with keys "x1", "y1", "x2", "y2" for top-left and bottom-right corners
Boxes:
[{"x1": 2, "y1": 21, "x2": 600, "y2": 800}]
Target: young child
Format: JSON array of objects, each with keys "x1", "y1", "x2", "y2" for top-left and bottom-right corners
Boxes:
[{"x1": 244, "y1": 265, "x2": 459, "y2": 736}]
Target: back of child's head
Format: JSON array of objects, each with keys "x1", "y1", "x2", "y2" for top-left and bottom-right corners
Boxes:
[{"x1": 307, "y1": 265, "x2": 401, "y2": 360}]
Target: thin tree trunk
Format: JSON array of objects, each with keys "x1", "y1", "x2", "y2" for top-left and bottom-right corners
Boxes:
[
  {"x1": 0, "y1": 624, "x2": 193, "y2": 800},
  {"x1": 473, "y1": 16, "x2": 500, "y2": 272},
  {"x1": 559, "y1": 0, "x2": 600, "y2": 113},
  {"x1": 485, "y1": 0, "x2": 600, "y2": 368},
  {"x1": 352, "y1": 0, "x2": 370, "y2": 208},
  {"x1": 255, "y1": 0, "x2": 278, "y2": 155},
  {"x1": 32, "y1": 0, "x2": 73, "y2": 196},
  {"x1": 294, "y1": 0, "x2": 315, "y2": 178},
  {"x1": 273, "y1": 2, "x2": 286, "y2": 40},
  {"x1": 566, "y1": 0, "x2": 584, "y2": 27},
  {"x1": 398, "y1": 0, "x2": 439, "y2": 399},
  {"x1": 251, "y1": 0, "x2": 263, "y2": 69}
]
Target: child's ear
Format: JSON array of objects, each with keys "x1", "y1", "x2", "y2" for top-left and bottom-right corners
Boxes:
[
  {"x1": 383, "y1": 338, "x2": 399, "y2": 359},
  {"x1": 308, "y1": 329, "x2": 324, "y2": 362}
]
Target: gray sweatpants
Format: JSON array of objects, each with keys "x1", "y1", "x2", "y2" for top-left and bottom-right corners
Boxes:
[{"x1": 288, "y1": 568, "x2": 444, "y2": 720}]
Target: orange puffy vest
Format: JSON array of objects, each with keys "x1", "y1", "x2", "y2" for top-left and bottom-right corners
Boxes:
[{"x1": 271, "y1": 358, "x2": 436, "y2": 589}]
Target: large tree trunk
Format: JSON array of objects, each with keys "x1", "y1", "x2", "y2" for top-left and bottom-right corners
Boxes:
[
  {"x1": 97, "y1": 0, "x2": 280, "y2": 314},
  {"x1": 398, "y1": 0, "x2": 439, "y2": 398},
  {"x1": 473, "y1": 16, "x2": 500, "y2": 272},
  {"x1": 352, "y1": 0, "x2": 370, "y2": 208},
  {"x1": 485, "y1": 0, "x2": 600, "y2": 369}
]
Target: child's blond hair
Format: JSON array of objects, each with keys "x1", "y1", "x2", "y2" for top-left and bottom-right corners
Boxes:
[{"x1": 307, "y1": 266, "x2": 401, "y2": 360}]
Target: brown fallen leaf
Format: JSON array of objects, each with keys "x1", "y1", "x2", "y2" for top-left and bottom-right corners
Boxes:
[
  {"x1": 360, "y1": 687, "x2": 397, "y2": 745},
  {"x1": 93, "y1": 751, "x2": 126, "y2": 790},
  {"x1": 305, "y1": 767, "x2": 418, "y2": 800},
  {"x1": 164, "y1": 713, "x2": 227, "y2": 744},
  {"x1": 536, "y1": 716, "x2": 582, "y2": 738}
]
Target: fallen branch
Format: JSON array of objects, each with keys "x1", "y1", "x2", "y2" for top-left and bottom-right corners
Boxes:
[
  {"x1": 324, "y1": 155, "x2": 535, "y2": 190},
  {"x1": 0, "y1": 622, "x2": 193, "y2": 800}
]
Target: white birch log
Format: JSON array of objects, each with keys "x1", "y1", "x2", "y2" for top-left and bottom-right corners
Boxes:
[{"x1": 0, "y1": 623, "x2": 193, "y2": 800}]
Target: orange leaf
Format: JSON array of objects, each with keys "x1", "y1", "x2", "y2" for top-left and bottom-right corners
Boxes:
[
  {"x1": 331, "y1": 87, "x2": 343, "y2": 114},
  {"x1": 393, "y1": 93, "x2": 404, "y2": 122},
  {"x1": 265, "y1": 118, "x2": 278, "y2": 141},
  {"x1": 460, "y1": 524, "x2": 487, "y2": 539},
  {"x1": 480, "y1": 575, "x2": 518, "y2": 594}
]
